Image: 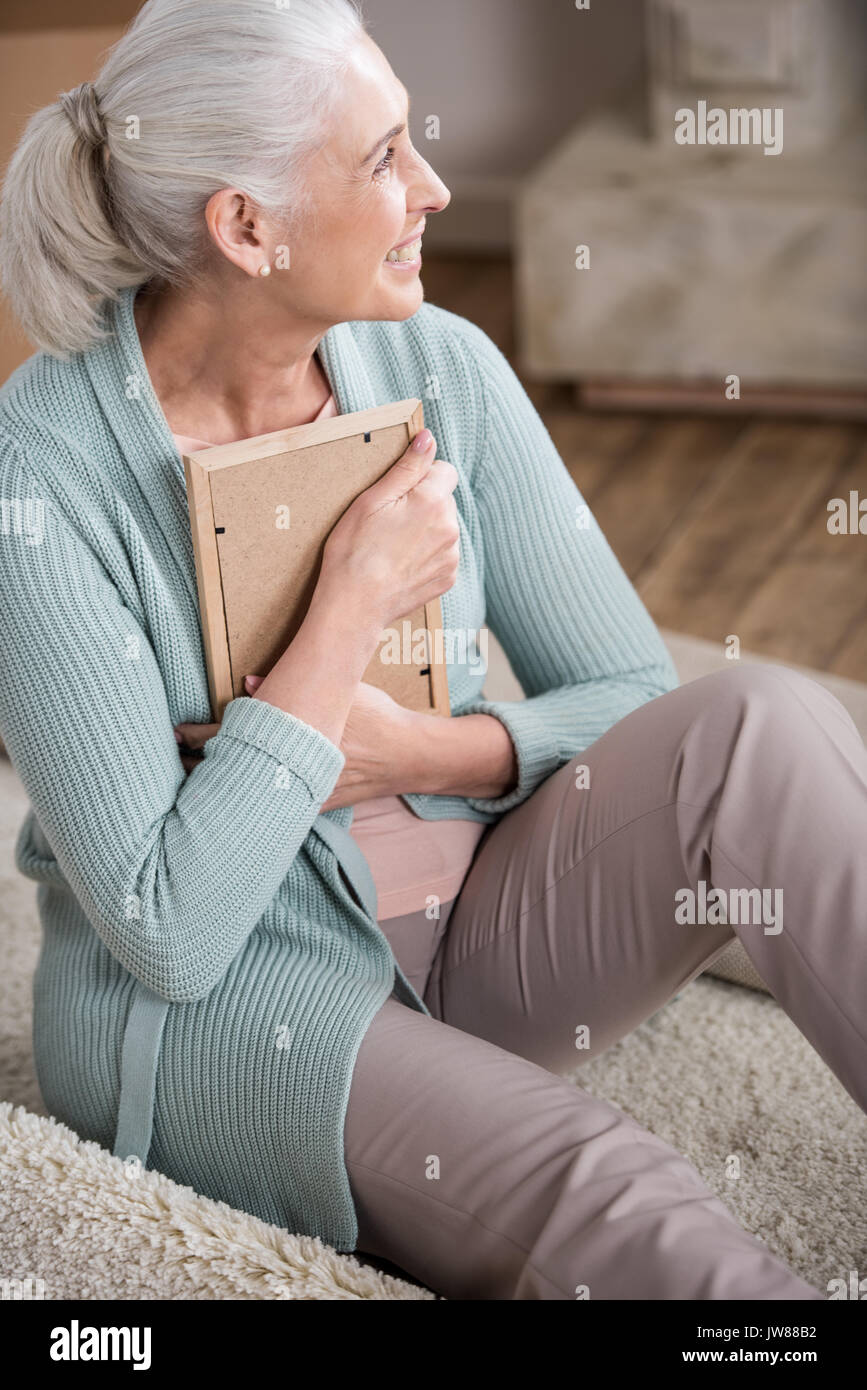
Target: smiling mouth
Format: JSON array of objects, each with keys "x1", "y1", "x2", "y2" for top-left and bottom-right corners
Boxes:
[{"x1": 385, "y1": 237, "x2": 423, "y2": 263}]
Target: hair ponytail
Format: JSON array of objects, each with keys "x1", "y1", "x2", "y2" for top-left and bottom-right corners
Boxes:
[
  {"x1": 0, "y1": 94, "x2": 146, "y2": 361},
  {"x1": 0, "y1": 0, "x2": 366, "y2": 360}
]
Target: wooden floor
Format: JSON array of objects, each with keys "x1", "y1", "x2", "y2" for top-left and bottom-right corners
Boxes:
[{"x1": 421, "y1": 253, "x2": 867, "y2": 682}]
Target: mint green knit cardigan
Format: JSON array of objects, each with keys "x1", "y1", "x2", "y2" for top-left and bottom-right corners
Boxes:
[{"x1": 0, "y1": 284, "x2": 678, "y2": 1251}]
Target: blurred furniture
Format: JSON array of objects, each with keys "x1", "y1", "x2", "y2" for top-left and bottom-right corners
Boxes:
[{"x1": 517, "y1": 0, "x2": 867, "y2": 415}]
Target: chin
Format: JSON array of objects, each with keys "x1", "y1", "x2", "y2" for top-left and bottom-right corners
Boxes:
[{"x1": 372, "y1": 276, "x2": 425, "y2": 322}]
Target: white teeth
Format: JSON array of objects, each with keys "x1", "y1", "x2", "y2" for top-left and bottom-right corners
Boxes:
[{"x1": 385, "y1": 237, "x2": 422, "y2": 263}]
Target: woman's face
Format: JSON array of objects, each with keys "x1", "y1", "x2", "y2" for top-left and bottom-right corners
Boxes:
[{"x1": 266, "y1": 34, "x2": 451, "y2": 326}]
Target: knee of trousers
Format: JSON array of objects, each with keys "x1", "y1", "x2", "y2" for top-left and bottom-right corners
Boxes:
[
  {"x1": 684, "y1": 662, "x2": 851, "y2": 748},
  {"x1": 665, "y1": 663, "x2": 847, "y2": 814},
  {"x1": 508, "y1": 1096, "x2": 781, "y2": 1299}
]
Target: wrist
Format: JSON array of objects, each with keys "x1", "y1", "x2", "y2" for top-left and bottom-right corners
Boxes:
[
  {"x1": 305, "y1": 583, "x2": 383, "y2": 661},
  {"x1": 250, "y1": 589, "x2": 382, "y2": 746},
  {"x1": 417, "y1": 711, "x2": 519, "y2": 800}
]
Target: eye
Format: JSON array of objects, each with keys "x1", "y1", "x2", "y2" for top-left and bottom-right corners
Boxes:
[{"x1": 373, "y1": 147, "x2": 396, "y2": 179}]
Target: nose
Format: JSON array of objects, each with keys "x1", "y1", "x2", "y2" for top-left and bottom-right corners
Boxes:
[
  {"x1": 410, "y1": 149, "x2": 451, "y2": 217},
  {"x1": 429, "y1": 177, "x2": 451, "y2": 216}
]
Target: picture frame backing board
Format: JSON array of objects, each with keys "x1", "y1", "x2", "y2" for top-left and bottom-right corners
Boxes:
[{"x1": 183, "y1": 397, "x2": 451, "y2": 723}]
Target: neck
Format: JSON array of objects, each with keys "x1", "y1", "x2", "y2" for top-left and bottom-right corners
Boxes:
[{"x1": 134, "y1": 275, "x2": 334, "y2": 444}]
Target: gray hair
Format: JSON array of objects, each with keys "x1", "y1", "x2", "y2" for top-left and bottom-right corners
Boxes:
[{"x1": 0, "y1": 0, "x2": 367, "y2": 360}]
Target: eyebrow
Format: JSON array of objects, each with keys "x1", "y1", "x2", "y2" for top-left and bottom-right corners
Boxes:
[{"x1": 359, "y1": 86, "x2": 411, "y2": 166}]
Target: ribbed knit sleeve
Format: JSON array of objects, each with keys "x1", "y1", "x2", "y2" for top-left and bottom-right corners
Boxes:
[
  {"x1": 452, "y1": 321, "x2": 680, "y2": 814},
  {"x1": 0, "y1": 436, "x2": 345, "y2": 1003}
]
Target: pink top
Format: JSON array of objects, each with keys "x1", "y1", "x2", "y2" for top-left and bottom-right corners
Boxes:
[{"x1": 173, "y1": 389, "x2": 488, "y2": 920}]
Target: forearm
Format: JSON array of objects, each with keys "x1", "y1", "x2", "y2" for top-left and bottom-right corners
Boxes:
[
  {"x1": 454, "y1": 663, "x2": 678, "y2": 815},
  {"x1": 417, "y1": 710, "x2": 518, "y2": 800},
  {"x1": 252, "y1": 584, "x2": 382, "y2": 746}
]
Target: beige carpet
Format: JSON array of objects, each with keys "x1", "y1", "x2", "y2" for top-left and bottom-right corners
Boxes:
[
  {"x1": 0, "y1": 1102, "x2": 435, "y2": 1300},
  {"x1": 0, "y1": 754, "x2": 434, "y2": 1301},
  {"x1": 1, "y1": 631, "x2": 865, "y2": 1298}
]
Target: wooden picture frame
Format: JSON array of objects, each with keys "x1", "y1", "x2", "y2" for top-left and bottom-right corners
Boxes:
[{"x1": 182, "y1": 397, "x2": 451, "y2": 723}]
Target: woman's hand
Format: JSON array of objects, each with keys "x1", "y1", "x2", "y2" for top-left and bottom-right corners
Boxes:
[
  {"x1": 175, "y1": 673, "x2": 519, "y2": 803},
  {"x1": 173, "y1": 675, "x2": 267, "y2": 772},
  {"x1": 318, "y1": 680, "x2": 426, "y2": 810},
  {"x1": 317, "y1": 427, "x2": 460, "y2": 634},
  {"x1": 174, "y1": 674, "x2": 428, "y2": 803},
  {"x1": 173, "y1": 717, "x2": 221, "y2": 773}
]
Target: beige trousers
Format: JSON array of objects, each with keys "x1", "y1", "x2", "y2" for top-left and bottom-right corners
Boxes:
[{"x1": 343, "y1": 665, "x2": 867, "y2": 1299}]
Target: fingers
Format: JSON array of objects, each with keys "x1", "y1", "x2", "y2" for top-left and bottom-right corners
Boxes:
[
  {"x1": 413, "y1": 460, "x2": 460, "y2": 554},
  {"x1": 368, "y1": 430, "x2": 438, "y2": 504},
  {"x1": 173, "y1": 675, "x2": 264, "y2": 758},
  {"x1": 174, "y1": 721, "x2": 221, "y2": 751},
  {"x1": 423, "y1": 458, "x2": 459, "y2": 495}
]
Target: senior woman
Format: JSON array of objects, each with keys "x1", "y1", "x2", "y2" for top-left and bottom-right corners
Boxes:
[{"x1": 0, "y1": 0, "x2": 863, "y2": 1303}]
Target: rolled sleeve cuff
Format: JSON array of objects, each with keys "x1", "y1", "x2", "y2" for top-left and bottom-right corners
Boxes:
[
  {"x1": 457, "y1": 696, "x2": 564, "y2": 816},
  {"x1": 212, "y1": 695, "x2": 345, "y2": 802}
]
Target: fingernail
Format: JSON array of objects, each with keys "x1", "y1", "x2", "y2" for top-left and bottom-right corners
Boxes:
[
  {"x1": 173, "y1": 729, "x2": 183, "y2": 743},
  {"x1": 244, "y1": 675, "x2": 254, "y2": 690},
  {"x1": 413, "y1": 429, "x2": 434, "y2": 453}
]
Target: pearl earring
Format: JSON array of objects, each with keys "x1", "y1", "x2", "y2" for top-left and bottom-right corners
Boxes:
[{"x1": 258, "y1": 263, "x2": 271, "y2": 277}]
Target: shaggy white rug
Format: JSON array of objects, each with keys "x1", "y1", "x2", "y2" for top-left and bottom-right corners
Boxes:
[
  {"x1": 1, "y1": 631, "x2": 865, "y2": 1299},
  {"x1": 0, "y1": 1103, "x2": 434, "y2": 1301},
  {"x1": 0, "y1": 755, "x2": 435, "y2": 1301}
]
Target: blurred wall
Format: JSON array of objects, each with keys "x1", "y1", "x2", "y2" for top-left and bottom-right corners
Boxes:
[{"x1": 361, "y1": 0, "x2": 646, "y2": 248}]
